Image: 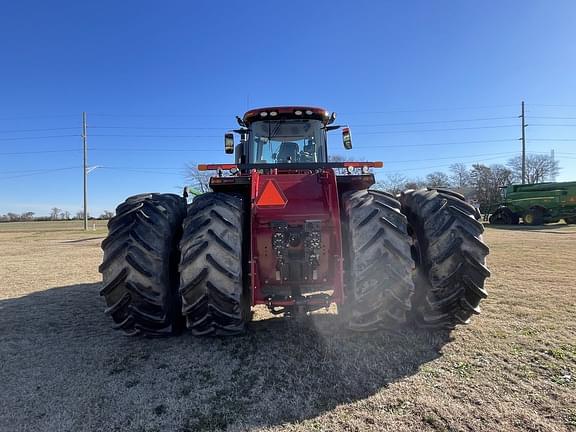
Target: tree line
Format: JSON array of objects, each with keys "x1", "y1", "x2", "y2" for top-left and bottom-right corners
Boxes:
[
  {"x1": 0, "y1": 209, "x2": 114, "y2": 222},
  {"x1": 376, "y1": 154, "x2": 560, "y2": 211}
]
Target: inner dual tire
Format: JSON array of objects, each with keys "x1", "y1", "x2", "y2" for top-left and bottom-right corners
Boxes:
[
  {"x1": 340, "y1": 190, "x2": 415, "y2": 330},
  {"x1": 178, "y1": 193, "x2": 250, "y2": 336}
]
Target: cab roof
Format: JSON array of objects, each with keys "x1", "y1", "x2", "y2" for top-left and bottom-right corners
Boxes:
[{"x1": 242, "y1": 106, "x2": 331, "y2": 125}]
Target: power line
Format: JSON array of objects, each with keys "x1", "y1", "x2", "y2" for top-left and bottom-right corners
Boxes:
[
  {"x1": 0, "y1": 167, "x2": 78, "y2": 180},
  {"x1": 0, "y1": 114, "x2": 78, "y2": 121},
  {"x1": 0, "y1": 134, "x2": 79, "y2": 141},
  {"x1": 529, "y1": 116, "x2": 576, "y2": 120},
  {"x1": 529, "y1": 124, "x2": 576, "y2": 127},
  {"x1": 0, "y1": 168, "x2": 60, "y2": 174},
  {"x1": 0, "y1": 149, "x2": 80, "y2": 155},
  {"x1": 90, "y1": 113, "x2": 232, "y2": 119},
  {"x1": 78, "y1": 105, "x2": 520, "y2": 119},
  {"x1": 86, "y1": 116, "x2": 518, "y2": 131},
  {"x1": 383, "y1": 151, "x2": 520, "y2": 164},
  {"x1": 354, "y1": 125, "x2": 517, "y2": 135},
  {"x1": 103, "y1": 166, "x2": 182, "y2": 170},
  {"x1": 89, "y1": 126, "x2": 225, "y2": 131},
  {"x1": 528, "y1": 138, "x2": 576, "y2": 141},
  {"x1": 100, "y1": 167, "x2": 184, "y2": 176},
  {"x1": 529, "y1": 104, "x2": 576, "y2": 108},
  {"x1": 355, "y1": 138, "x2": 515, "y2": 148},
  {"x1": 351, "y1": 116, "x2": 517, "y2": 127},
  {"x1": 90, "y1": 147, "x2": 218, "y2": 152},
  {"x1": 90, "y1": 134, "x2": 221, "y2": 138},
  {"x1": 0, "y1": 139, "x2": 521, "y2": 155},
  {"x1": 0, "y1": 127, "x2": 78, "y2": 134},
  {"x1": 340, "y1": 104, "x2": 517, "y2": 115}
]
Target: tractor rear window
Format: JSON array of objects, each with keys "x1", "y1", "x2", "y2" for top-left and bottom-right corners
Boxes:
[{"x1": 248, "y1": 120, "x2": 326, "y2": 164}]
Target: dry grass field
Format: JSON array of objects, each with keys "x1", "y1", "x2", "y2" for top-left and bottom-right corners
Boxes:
[{"x1": 0, "y1": 221, "x2": 575, "y2": 432}]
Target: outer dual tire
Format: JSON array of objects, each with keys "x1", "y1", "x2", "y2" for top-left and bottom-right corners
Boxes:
[
  {"x1": 400, "y1": 188, "x2": 490, "y2": 329},
  {"x1": 99, "y1": 193, "x2": 187, "y2": 337}
]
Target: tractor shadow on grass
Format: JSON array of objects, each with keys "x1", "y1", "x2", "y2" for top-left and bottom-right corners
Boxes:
[{"x1": 0, "y1": 283, "x2": 452, "y2": 432}]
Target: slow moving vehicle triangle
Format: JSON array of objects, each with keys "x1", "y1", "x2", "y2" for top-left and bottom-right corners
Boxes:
[{"x1": 257, "y1": 180, "x2": 287, "y2": 207}]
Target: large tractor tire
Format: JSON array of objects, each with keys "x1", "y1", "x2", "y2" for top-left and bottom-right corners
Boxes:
[
  {"x1": 400, "y1": 188, "x2": 490, "y2": 329},
  {"x1": 99, "y1": 193, "x2": 187, "y2": 336},
  {"x1": 179, "y1": 193, "x2": 250, "y2": 336},
  {"x1": 340, "y1": 189, "x2": 415, "y2": 331}
]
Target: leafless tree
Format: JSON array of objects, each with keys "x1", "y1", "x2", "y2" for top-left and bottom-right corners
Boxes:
[
  {"x1": 469, "y1": 164, "x2": 513, "y2": 211},
  {"x1": 425, "y1": 171, "x2": 451, "y2": 188},
  {"x1": 50, "y1": 207, "x2": 62, "y2": 220},
  {"x1": 404, "y1": 178, "x2": 427, "y2": 190},
  {"x1": 20, "y1": 212, "x2": 35, "y2": 221},
  {"x1": 375, "y1": 172, "x2": 407, "y2": 195},
  {"x1": 507, "y1": 154, "x2": 560, "y2": 184},
  {"x1": 449, "y1": 163, "x2": 470, "y2": 189},
  {"x1": 100, "y1": 210, "x2": 114, "y2": 219}
]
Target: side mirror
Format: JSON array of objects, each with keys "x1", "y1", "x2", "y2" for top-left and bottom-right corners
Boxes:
[
  {"x1": 225, "y1": 133, "x2": 234, "y2": 154},
  {"x1": 342, "y1": 127, "x2": 352, "y2": 150}
]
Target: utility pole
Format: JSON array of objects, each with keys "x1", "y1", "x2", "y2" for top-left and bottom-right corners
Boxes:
[
  {"x1": 82, "y1": 112, "x2": 88, "y2": 230},
  {"x1": 520, "y1": 101, "x2": 526, "y2": 184}
]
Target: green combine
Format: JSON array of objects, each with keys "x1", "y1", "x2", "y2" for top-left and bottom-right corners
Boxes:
[{"x1": 489, "y1": 181, "x2": 576, "y2": 225}]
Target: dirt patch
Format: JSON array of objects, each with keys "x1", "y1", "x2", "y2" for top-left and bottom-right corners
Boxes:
[{"x1": 0, "y1": 222, "x2": 575, "y2": 431}]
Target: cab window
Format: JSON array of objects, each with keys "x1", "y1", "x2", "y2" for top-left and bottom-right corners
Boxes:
[{"x1": 248, "y1": 119, "x2": 326, "y2": 164}]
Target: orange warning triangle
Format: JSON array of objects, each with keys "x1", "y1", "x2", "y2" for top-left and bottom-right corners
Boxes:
[{"x1": 257, "y1": 180, "x2": 287, "y2": 207}]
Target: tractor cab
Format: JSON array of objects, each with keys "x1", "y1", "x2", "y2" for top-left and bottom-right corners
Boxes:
[{"x1": 225, "y1": 106, "x2": 352, "y2": 170}]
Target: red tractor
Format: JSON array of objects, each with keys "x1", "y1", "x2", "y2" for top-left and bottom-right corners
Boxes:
[{"x1": 99, "y1": 106, "x2": 490, "y2": 336}]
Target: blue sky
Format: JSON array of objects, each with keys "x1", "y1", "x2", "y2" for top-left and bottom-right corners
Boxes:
[{"x1": 1, "y1": 1, "x2": 575, "y2": 216}]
